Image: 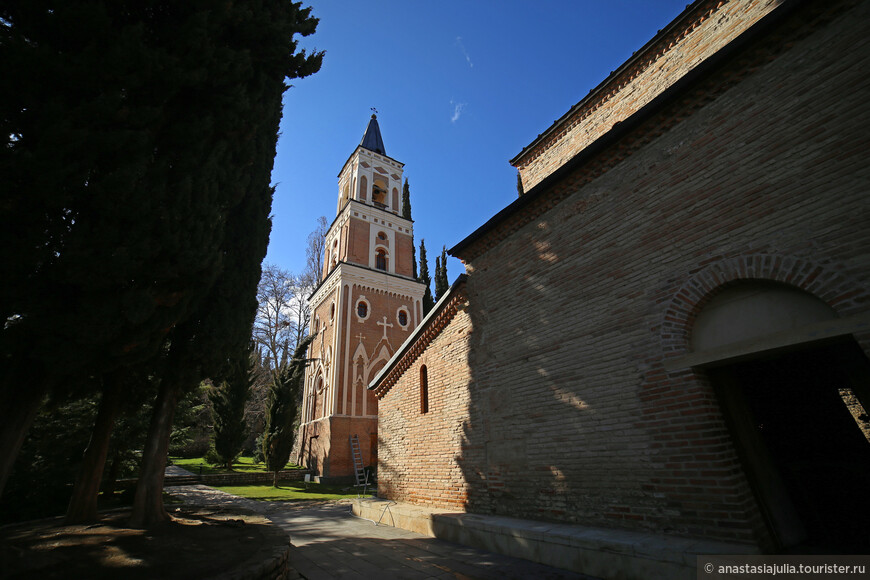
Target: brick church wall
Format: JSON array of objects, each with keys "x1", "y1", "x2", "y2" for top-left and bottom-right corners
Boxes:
[
  {"x1": 380, "y1": 0, "x2": 870, "y2": 547},
  {"x1": 377, "y1": 291, "x2": 477, "y2": 509},
  {"x1": 514, "y1": 0, "x2": 779, "y2": 191},
  {"x1": 346, "y1": 219, "x2": 370, "y2": 266},
  {"x1": 395, "y1": 232, "x2": 415, "y2": 278}
]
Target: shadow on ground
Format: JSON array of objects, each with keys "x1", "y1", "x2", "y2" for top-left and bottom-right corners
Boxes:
[{"x1": 0, "y1": 505, "x2": 287, "y2": 580}]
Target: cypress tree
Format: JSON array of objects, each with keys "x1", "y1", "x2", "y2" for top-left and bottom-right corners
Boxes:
[
  {"x1": 402, "y1": 177, "x2": 412, "y2": 220},
  {"x1": 435, "y1": 256, "x2": 442, "y2": 300},
  {"x1": 435, "y1": 246, "x2": 449, "y2": 299},
  {"x1": 404, "y1": 179, "x2": 417, "y2": 278},
  {"x1": 0, "y1": 1, "x2": 323, "y2": 506},
  {"x1": 209, "y1": 351, "x2": 253, "y2": 470},
  {"x1": 262, "y1": 334, "x2": 315, "y2": 487},
  {"x1": 419, "y1": 240, "x2": 435, "y2": 316},
  {"x1": 129, "y1": 0, "x2": 322, "y2": 526}
]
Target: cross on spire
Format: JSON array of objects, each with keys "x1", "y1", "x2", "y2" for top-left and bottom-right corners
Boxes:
[{"x1": 376, "y1": 316, "x2": 393, "y2": 340}]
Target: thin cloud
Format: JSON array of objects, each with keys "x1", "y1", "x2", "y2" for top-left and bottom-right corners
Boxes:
[
  {"x1": 450, "y1": 100, "x2": 467, "y2": 123},
  {"x1": 455, "y1": 36, "x2": 473, "y2": 68}
]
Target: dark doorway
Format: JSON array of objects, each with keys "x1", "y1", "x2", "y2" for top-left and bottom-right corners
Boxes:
[{"x1": 708, "y1": 338, "x2": 870, "y2": 553}]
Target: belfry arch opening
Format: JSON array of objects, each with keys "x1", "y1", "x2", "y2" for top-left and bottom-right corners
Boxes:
[
  {"x1": 695, "y1": 282, "x2": 870, "y2": 553},
  {"x1": 372, "y1": 178, "x2": 387, "y2": 208}
]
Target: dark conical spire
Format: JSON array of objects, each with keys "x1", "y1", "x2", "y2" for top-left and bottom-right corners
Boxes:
[{"x1": 360, "y1": 114, "x2": 386, "y2": 156}]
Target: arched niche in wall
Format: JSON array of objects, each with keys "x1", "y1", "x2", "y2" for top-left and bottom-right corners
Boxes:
[
  {"x1": 693, "y1": 282, "x2": 870, "y2": 552},
  {"x1": 691, "y1": 281, "x2": 837, "y2": 353},
  {"x1": 372, "y1": 177, "x2": 387, "y2": 208}
]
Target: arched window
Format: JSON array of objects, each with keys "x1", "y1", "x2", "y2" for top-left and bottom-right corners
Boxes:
[
  {"x1": 372, "y1": 178, "x2": 387, "y2": 207},
  {"x1": 420, "y1": 365, "x2": 429, "y2": 414},
  {"x1": 375, "y1": 249, "x2": 387, "y2": 271},
  {"x1": 356, "y1": 297, "x2": 370, "y2": 321},
  {"x1": 398, "y1": 310, "x2": 408, "y2": 327},
  {"x1": 313, "y1": 375, "x2": 324, "y2": 419}
]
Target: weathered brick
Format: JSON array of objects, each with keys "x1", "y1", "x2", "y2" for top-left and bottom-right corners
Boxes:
[{"x1": 374, "y1": 0, "x2": 870, "y2": 550}]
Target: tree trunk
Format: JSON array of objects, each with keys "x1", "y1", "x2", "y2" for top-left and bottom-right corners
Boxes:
[
  {"x1": 102, "y1": 449, "x2": 121, "y2": 497},
  {"x1": 273, "y1": 469, "x2": 278, "y2": 488},
  {"x1": 65, "y1": 379, "x2": 122, "y2": 524},
  {"x1": 129, "y1": 379, "x2": 180, "y2": 528},
  {"x1": 0, "y1": 379, "x2": 49, "y2": 498}
]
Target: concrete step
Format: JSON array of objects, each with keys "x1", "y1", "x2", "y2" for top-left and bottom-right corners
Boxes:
[{"x1": 351, "y1": 499, "x2": 759, "y2": 580}]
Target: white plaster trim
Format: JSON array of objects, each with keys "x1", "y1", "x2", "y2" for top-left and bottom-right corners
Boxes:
[
  {"x1": 396, "y1": 305, "x2": 411, "y2": 330},
  {"x1": 355, "y1": 295, "x2": 371, "y2": 322},
  {"x1": 330, "y1": 282, "x2": 344, "y2": 416}
]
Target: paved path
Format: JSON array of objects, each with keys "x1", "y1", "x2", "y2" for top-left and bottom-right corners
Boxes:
[{"x1": 167, "y1": 483, "x2": 595, "y2": 580}]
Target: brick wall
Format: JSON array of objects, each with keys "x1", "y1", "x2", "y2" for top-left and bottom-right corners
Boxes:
[
  {"x1": 395, "y1": 232, "x2": 414, "y2": 278},
  {"x1": 514, "y1": 0, "x2": 778, "y2": 191},
  {"x1": 346, "y1": 218, "x2": 370, "y2": 266},
  {"x1": 460, "y1": 0, "x2": 870, "y2": 545},
  {"x1": 382, "y1": 0, "x2": 870, "y2": 548},
  {"x1": 377, "y1": 292, "x2": 477, "y2": 509}
]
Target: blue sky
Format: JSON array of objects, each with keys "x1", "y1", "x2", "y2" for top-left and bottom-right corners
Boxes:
[{"x1": 265, "y1": 1, "x2": 690, "y2": 280}]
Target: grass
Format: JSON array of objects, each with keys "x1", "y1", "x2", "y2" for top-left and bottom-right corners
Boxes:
[
  {"x1": 169, "y1": 455, "x2": 301, "y2": 476},
  {"x1": 213, "y1": 480, "x2": 361, "y2": 502}
]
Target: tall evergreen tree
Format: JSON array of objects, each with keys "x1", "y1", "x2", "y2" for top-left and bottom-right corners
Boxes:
[
  {"x1": 435, "y1": 256, "x2": 441, "y2": 299},
  {"x1": 435, "y1": 246, "x2": 449, "y2": 300},
  {"x1": 0, "y1": 1, "x2": 323, "y2": 504},
  {"x1": 402, "y1": 177, "x2": 412, "y2": 220},
  {"x1": 262, "y1": 334, "x2": 315, "y2": 487},
  {"x1": 403, "y1": 179, "x2": 417, "y2": 279},
  {"x1": 0, "y1": 1, "x2": 323, "y2": 507},
  {"x1": 128, "y1": 1, "x2": 322, "y2": 527},
  {"x1": 419, "y1": 240, "x2": 435, "y2": 316},
  {"x1": 209, "y1": 350, "x2": 253, "y2": 469},
  {"x1": 442, "y1": 246, "x2": 450, "y2": 295}
]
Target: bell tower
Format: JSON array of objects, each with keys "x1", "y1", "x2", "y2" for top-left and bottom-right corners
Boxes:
[{"x1": 297, "y1": 115, "x2": 425, "y2": 480}]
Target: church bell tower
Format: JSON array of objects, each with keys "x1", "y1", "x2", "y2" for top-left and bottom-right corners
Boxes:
[{"x1": 297, "y1": 115, "x2": 425, "y2": 480}]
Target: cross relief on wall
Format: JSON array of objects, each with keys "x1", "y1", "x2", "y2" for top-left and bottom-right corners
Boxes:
[{"x1": 377, "y1": 316, "x2": 393, "y2": 340}]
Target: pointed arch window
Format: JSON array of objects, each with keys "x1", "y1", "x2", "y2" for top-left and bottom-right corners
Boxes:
[{"x1": 420, "y1": 365, "x2": 429, "y2": 414}]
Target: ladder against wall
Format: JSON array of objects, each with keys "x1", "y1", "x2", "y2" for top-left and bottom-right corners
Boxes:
[{"x1": 350, "y1": 434, "x2": 366, "y2": 486}]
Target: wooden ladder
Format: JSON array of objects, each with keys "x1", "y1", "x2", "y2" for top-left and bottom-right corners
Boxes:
[{"x1": 350, "y1": 434, "x2": 366, "y2": 486}]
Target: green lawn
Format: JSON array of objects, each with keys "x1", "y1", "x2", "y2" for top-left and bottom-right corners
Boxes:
[
  {"x1": 169, "y1": 455, "x2": 300, "y2": 476},
  {"x1": 214, "y1": 480, "x2": 361, "y2": 502}
]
